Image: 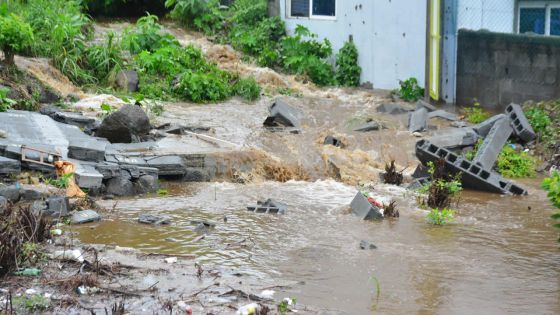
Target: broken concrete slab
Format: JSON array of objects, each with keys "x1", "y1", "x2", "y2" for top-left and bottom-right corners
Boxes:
[
  {"x1": 71, "y1": 210, "x2": 101, "y2": 224},
  {"x1": 74, "y1": 163, "x2": 104, "y2": 190},
  {"x1": 412, "y1": 165, "x2": 430, "y2": 179},
  {"x1": 473, "y1": 117, "x2": 513, "y2": 170},
  {"x1": 68, "y1": 139, "x2": 107, "y2": 162},
  {"x1": 144, "y1": 156, "x2": 185, "y2": 176},
  {"x1": 138, "y1": 214, "x2": 171, "y2": 225},
  {"x1": 350, "y1": 192, "x2": 383, "y2": 220},
  {"x1": 451, "y1": 121, "x2": 469, "y2": 128},
  {"x1": 263, "y1": 99, "x2": 303, "y2": 128},
  {"x1": 45, "y1": 196, "x2": 70, "y2": 217},
  {"x1": 472, "y1": 114, "x2": 507, "y2": 137},
  {"x1": 505, "y1": 103, "x2": 536, "y2": 143},
  {"x1": 52, "y1": 112, "x2": 98, "y2": 130},
  {"x1": 428, "y1": 110, "x2": 459, "y2": 121},
  {"x1": 416, "y1": 100, "x2": 437, "y2": 112},
  {"x1": 359, "y1": 240, "x2": 377, "y2": 250},
  {"x1": 376, "y1": 103, "x2": 415, "y2": 115},
  {"x1": 408, "y1": 108, "x2": 429, "y2": 132},
  {"x1": 428, "y1": 128, "x2": 479, "y2": 149},
  {"x1": 0, "y1": 156, "x2": 21, "y2": 174},
  {"x1": 96, "y1": 104, "x2": 151, "y2": 143},
  {"x1": 416, "y1": 140, "x2": 527, "y2": 195},
  {"x1": 354, "y1": 121, "x2": 381, "y2": 132}
]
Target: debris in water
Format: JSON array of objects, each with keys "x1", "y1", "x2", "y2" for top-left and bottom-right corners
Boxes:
[
  {"x1": 383, "y1": 160, "x2": 404, "y2": 185},
  {"x1": 350, "y1": 192, "x2": 383, "y2": 220},
  {"x1": 247, "y1": 199, "x2": 287, "y2": 214},
  {"x1": 359, "y1": 240, "x2": 377, "y2": 250},
  {"x1": 382, "y1": 200, "x2": 399, "y2": 218},
  {"x1": 138, "y1": 214, "x2": 171, "y2": 225}
]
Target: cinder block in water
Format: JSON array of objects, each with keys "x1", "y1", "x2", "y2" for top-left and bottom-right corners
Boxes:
[
  {"x1": 505, "y1": 103, "x2": 536, "y2": 143},
  {"x1": 473, "y1": 117, "x2": 513, "y2": 170},
  {"x1": 415, "y1": 140, "x2": 527, "y2": 195},
  {"x1": 350, "y1": 192, "x2": 383, "y2": 220}
]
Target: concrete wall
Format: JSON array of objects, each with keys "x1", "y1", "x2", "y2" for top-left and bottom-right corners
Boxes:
[
  {"x1": 278, "y1": 0, "x2": 427, "y2": 90},
  {"x1": 457, "y1": 0, "x2": 515, "y2": 33},
  {"x1": 456, "y1": 29, "x2": 560, "y2": 109}
]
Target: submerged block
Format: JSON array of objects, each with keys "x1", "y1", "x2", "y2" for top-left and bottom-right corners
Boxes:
[
  {"x1": 263, "y1": 99, "x2": 303, "y2": 128},
  {"x1": 247, "y1": 199, "x2": 287, "y2": 214},
  {"x1": 473, "y1": 118, "x2": 513, "y2": 170},
  {"x1": 505, "y1": 103, "x2": 536, "y2": 143},
  {"x1": 350, "y1": 192, "x2": 383, "y2": 220}
]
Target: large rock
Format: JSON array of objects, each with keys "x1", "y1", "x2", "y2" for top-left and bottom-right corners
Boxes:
[
  {"x1": 45, "y1": 196, "x2": 70, "y2": 217},
  {"x1": 116, "y1": 70, "x2": 139, "y2": 92},
  {"x1": 138, "y1": 214, "x2": 171, "y2": 225},
  {"x1": 105, "y1": 176, "x2": 135, "y2": 196},
  {"x1": 0, "y1": 185, "x2": 21, "y2": 203},
  {"x1": 96, "y1": 104, "x2": 151, "y2": 143},
  {"x1": 0, "y1": 156, "x2": 21, "y2": 175},
  {"x1": 134, "y1": 175, "x2": 159, "y2": 194},
  {"x1": 71, "y1": 210, "x2": 101, "y2": 224}
]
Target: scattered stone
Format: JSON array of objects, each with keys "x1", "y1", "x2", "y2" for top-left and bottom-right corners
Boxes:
[
  {"x1": 134, "y1": 175, "x2": 159, "y2": 194},
  {"x1": 416, "y1": 99, "x2": 437, "y2": 112},
  {"x1": 412, "y1": 132, "x2": 423, "y2": 137},
  {"x1": 138, "y1": 214, "x2": 171, "y2": 225},
  {"x1": 451, "y1": 121, "x2": 468, "y2": 128},
  {"x1": 45, "y1": 196, "x2": 70, "y2": 217},
  {"x1": 0, "y1": 185, "x2": 21, "y2": 203},
  {"x1": 376, "y1": 103, "x2": 414, "y2": 115},
  {"x1": 115, "y1": 70, "x2": 139, "y2": 92},
  {"x1": 354, "y1": 120, "x2": 381, "y2": 132},
  {"x1": 105, "y1": 177, "x2": 135, "y2": 196},
  {"x1": 190, "y1": 220, "x2": 217, "y2": 228},
  {"x1": 408, "y1": 108, "x2": 429, "y2": 132},
  {"x1": 31, "y1": 201, "x2": 48, "y2": 215},
  {"x1": 96, "y1": 104, "x2": 151, "y2": 143},
  {"x1": 52, "y1": 112, "x2": 98, "y2": 130},
  {"x1": 350, "y1": 192, "x2": 383, "y2": 220},
  {"x1": 429, "y1": 128, "x2": 479, "y2": 149},
  {"x1": 20, "y1": 188, "x2": 43, "y2": 201},
  {"x1": 51, "y1": 249, "x2": 84, "y2": 262},
  {"x1": 71, "y1": 210, "x2": 101, "y2": 224},
  {"x1": 74, "y1": 163, "x2": 104, "y2": 189},
  {"x1": 359, "y1": 240, "x2": 377, "y2": 250}
]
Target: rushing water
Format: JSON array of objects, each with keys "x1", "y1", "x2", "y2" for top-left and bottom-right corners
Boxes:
[{"x1": 73, "y1": 178, "x2": 560, "y2": 314}]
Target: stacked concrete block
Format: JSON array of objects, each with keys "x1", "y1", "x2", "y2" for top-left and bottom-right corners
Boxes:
[
  {"x1": 247, "y1": 199, "x2": 288, "y2": 215},
  {"x1": 473, "y1": 117, "x2": 513, "y2": 170},
  {"x1": 415, "y1": 140, "x2": 527, "y2": 195},
  {"x1": 472, "y1": 114, "x2": 507, "y2": 137},
  {"x1": 505, "y1": 103, "x2": 536, "y2": 143}
]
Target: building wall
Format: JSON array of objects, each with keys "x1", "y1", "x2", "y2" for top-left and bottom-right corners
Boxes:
[
  {"x1": 456, "y1": 29, "x2": 560, "y2": 109},
  {"x1": 457, "y1": 0, "x2": 515, "y2": 32},
  {"x1": 278, "y1": 0, "x2": 427, "y2": 90}
]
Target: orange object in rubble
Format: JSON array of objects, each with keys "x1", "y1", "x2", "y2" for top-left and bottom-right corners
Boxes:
[{"x1": 54, "y1": 161, "x2": 86, "y2": 198}]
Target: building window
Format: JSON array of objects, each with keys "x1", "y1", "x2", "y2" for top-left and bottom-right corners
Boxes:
[
  {"x1": 288, "y1": 0, "x2": 336, "y2": 19},
  {"x1": 518, "y1": 1, "x2": 560, "y2": 36}
]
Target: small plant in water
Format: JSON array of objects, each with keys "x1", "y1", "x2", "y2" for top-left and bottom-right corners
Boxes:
[
  {"x1": 157, "y1": 188, "x2": 169, "y2": 196},
  {"x1": 426, "y1": 208, "x2": 455, "y2": 225},
  {"x1": 464, "y1": 99, "x2": 490, "y2": 124},
  {"x1": 383, "y1": 160, "x2": 404, "y2": 185},
  {"x1": 277, "y1": 298, "x2": 296, "y2": 315},
  {"x1": 542, "y1": 171, "x2": 560, "y2": 242},
  {"x1": 422, "y1": 160, "x2": 462, "y2": 209}
]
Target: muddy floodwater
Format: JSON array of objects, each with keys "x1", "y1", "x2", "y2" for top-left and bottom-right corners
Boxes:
[{"x1": 73, "y1": 177, "x2": 560, "y2": 314}]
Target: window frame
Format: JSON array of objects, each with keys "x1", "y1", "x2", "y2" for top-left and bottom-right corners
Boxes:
[
  {"x1": 286, "y1": 0, "x2": 337, "y2": 21},
  {"x1": 518, "y1": 1, "x2": 560, "y2": 35}
]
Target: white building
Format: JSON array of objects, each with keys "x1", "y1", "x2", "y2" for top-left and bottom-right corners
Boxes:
[{"x1": 277, "y1": 0, "x2": 428, "y2": 90}]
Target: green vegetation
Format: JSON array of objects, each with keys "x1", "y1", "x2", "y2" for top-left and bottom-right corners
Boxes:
[
  {"x1": 0, "y1": 86, "x2": 16, "y2": 112},
  {"x1": 0, "y1": 13, "x2": 34, "y2": 65},
  {"x1": 526, "y1": 107, "x2": 552, "y2": 136},
  {"x1": 13, "y1": 294, "x2": 50, "y2": 312},
  {"x1": 234, "y1": 77, "x2": 261, "y2": 101},
  {"x1": 335, "y1": 41, "x2": 361, "y2": 87},
  {"x1": 122, "y1": 14, "x2": 179, "y2": 54},
  {"x1": 166, "y1": 0, "x2": 361, "y2": 87},
  {"x1": 41, "y1": 173, "x2": 74, "y2": 189},
  {"x1": 464, "y1": 99, "x2": 490, "y2": 124},
  {"x1": 496, "y1": 145, "x2": 536, "y2": 178},
  {"x1": 465, "y1": 139, "x2": 483, "y2": 161},
  {"x1": 277, "y1": 298, "x2": 296, "y2": 315},
  {"x1": 398, "y1": 77, "x2": 424, "y2": 102},
  {"x1": 542, "y1": 171, "x2": 560, "y2": 242},
  {"x1": 426, "y1": 208, "x2": 455, "y2": 226},
  {"x1": 84, "y1": 32, "x2": 124, "y2": 84}
]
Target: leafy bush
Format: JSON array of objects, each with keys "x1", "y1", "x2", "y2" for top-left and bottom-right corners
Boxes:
[
  {"x1": 281, "y1": 25, "x2": 334, "y2": 86},
  {"x1": 335, "y1": 41, "x2": 361, "y2": 87},
  {"x1": 84, "y1": 32, "x2": 124, "y2": 83},
  {"x1": 465, "y1": 139, "x2": 483, "y2": 161},
  {"x1": 230, "y1": 0, "x2": 267, "y2": 26},
  {"x1": 398, "y1": 78, "x2": 424, "y2": 102},
  {"x1": 122, "y1": 14, "x2": 179, "y2": 54},
  {"x1": 230, "y1": 17, "x2": 285, "y2": 60},
  {"x1": 497, "y1": 145, "x2": 536, "y2": 178},
  {"x1": 426, "y1": 208, "x2": 455, "y2": 225},
  {"x1": 464, "y1": 99, "x2": 490, "y2": 124},
  {"x1": 135, "y1": 44, "x2": 208, "y2": 78},
  {"x1": 525, "y1": 107, "x2": 551, "y2": 135},
  {"x1": 193, "y1": 0, "x2": 225, "y2": 36},
  {"x1": 542, "y1": 171, "x2": 560, "y2": 242},
  {"x1": 0, "y1": 86, "x2": 16, "y2": 112},
  {"x1": 421, "y1": 160, "x2": 462, "y2": 209},
  {"x1": 234, "y1": 77, "x2": 261, "y2": 101},
  {"x1": 173, "y1": 69, "x2": 232, "y2": 103},
  {"x1": 165, "y1": 0, "x2": 210, "y2": 26},
  {"x1": 0, "y1": 13, "x2": 34, "y2": 64}
]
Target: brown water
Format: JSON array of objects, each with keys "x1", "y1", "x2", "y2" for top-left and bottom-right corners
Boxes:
[{"x1": 73, "y1": 178, "x2": 560, "y2": 314}]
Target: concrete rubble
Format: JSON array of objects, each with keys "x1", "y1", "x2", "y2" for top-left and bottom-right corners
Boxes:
[
  {"x1": 350, "y1": 192, "x2": 383, "y2": 220},
  {"x1": 71, "y1": 210, "x2": 101, "y2": 224},
  {"x1": 247, "y1": 199, "x2": 287, "y2": 214},
  {"x1": 263, "y1": 98, "x2": 303, "y2": 129},
  {"x1": 408, "y1": 107, "x2": 429, "y2": 132}
]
